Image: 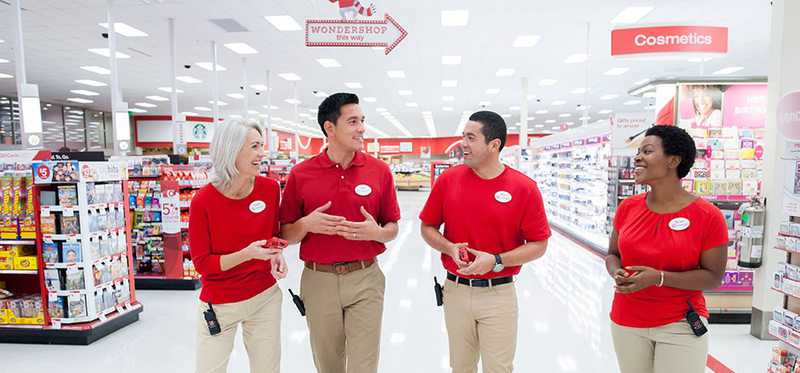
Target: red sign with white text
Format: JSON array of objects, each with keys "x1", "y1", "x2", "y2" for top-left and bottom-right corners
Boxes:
[{"x1": 611, "y1": 26, "x2": 728, "y2": 56}]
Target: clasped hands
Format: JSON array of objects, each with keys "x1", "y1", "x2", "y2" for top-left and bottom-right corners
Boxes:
[{"x1": 303, "y1": 201, "x2": 382, "y2": 242}]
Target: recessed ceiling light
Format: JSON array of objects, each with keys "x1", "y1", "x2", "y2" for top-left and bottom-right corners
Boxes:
[
  {"x1": 158, "y1": 87, "x2": 184, "y2": 93},
  {"x1": 512, "y1": 34, "x2": 541, "y2": 48},
  {"x1": 441, "y1": 56, "x2": 462, "y2": 65},
  {"x1": 509, "y1": 106, "x2": 520, "y2": 111},
  {"x1": 250, "y1": 84, "x2": 269, "y2": 91},
  {"x1": 316, "y1": 58, "x2": 342, "y2": 68},
  {"x1": 442, "y1": 80, "x2": 458, "y2": 88},
  {"x1": 195, "y1": 62, "x2": 227, "y2": 71},
  {"x1": 146, "y1": 95, "x2": 169, "y2": 101},
  {"x1": 539, "y1": 79, "x2": 558, "y2": 86},
  {"x1": 285, "y1": 98, "x2": 301, "y2": 105},
  {"x1": 387, "y1": 70, "x2": 406, "y2": 79},
  {"x1": 713, "y1": 66, "x2": 744, "y2": 75},
  {"x1": 398, "y1": 90, "x2": 413, "y2": 96},
  {"x1": 598, "y1": 109, "x2": 613, "y2": 114},
  {"x1": 600, "y1": 94, "x2": 619, "y2": 100},
  {"x1": 486, "y1": 88, "x2": 500, "y2": 95},
  {"x1": 604, "y1": 67, "x2": 630, "y2": 76},
  {"x1": 533, "y1": 124, "x2": 544, "y2": 128},
  {"x1": 564, "y1": 53, "x2": 588, "y2": 64},
  {"x1": 496, "y1": 68, "x2": 515, "y2": 77},
  {"x1": 70, "y1": 89, "x2": 99, "y2": 96},
  {"x1": 688, "y1": 57, "x2": 713, "y2": 63},
  {"x1": 74, "y1": 79, "x2": 106, "y2": 87},
  {"x1": 551, "y1": 126, "x2": 561, "y2": 130},
  {"x1": 88, "y1": 48, "x2": 130, "y2": 59},
  {"x1": 571, "y1": 88, "x2": 587, "y2": 94},
  {"x1": 442, "y1": 96, "x2": 455, "y2": 101},
  {"x1": 80, "y1": 65, "x2": 110, "y2": 75},
  {"x1": 551, "y1": 100, "x2": 566, "y2": 106},
  {"x1": 545, "y1": 119, "x2": 556, "y2": 124},
  {"x1": 208, "y1": 100, "x2": 228, "y2": 106},
  {"x1": 176, "y1": 76, "x2": 202, "y2": 84},
  {"x1": 611, "y1": 6, "x2": 654, "y2": 25},
  {"x1": 248, "y1": 110, "x2": 260, "y2": 115},
  {"x1": 182, "y1": 111, "x2": 198, "y2": 116},
  {"x1": 405, "y1": 102, "x2": 418, "y2": 107},
  {"x1": 264, "y1": 15, "x2": 302, "y2": 31},
  {"x1": 98, "y1": 22, "x2": 148, "y2": 37},
  {"x1": 345, "y1": 82, "x2": 363, "y2": 89},
  {"x1": 135, "y1": 102, "x2": 157, "y2": 108},
  {"x1": 624, "y1": 99, "x2": 642, "y2": 105},
  {"x1": 442, "y1": 106, "x2": 453, "y2": 111},
  {"x1": 363, "y1": 97, "x2": 377, "y2": 102},
  {"x1": 535, "y1": 109, "x2": 549, "y2": 114},
  {"x1": 66, "y1": 98, "x2": 93, "y2": 104},
  {"x1": 224, "y1": 42, "x2": 259, "y2": 55},
  {"x1": 441, "y1": 9, "x2": 469, "y2": 26},
  {"x1": 566, "y1": 121, "x2": 575, "y2": 125},
  {"x1": 226, "y1": 93, "x2": 245, "y2": 99},
  {"x1": 559, "y1": 113, "x2": 572, "y2": 118},
  {"x1": 278, "y1": 73, "x2": 302, "y2": 81}
]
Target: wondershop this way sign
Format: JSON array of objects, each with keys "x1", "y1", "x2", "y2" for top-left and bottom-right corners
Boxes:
[{"x1": 306, "y1": 14, "x2": 408, "y2": 55}]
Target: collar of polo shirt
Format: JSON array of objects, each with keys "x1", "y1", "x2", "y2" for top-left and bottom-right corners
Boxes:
[{"x1": 317, "y1": 150, "x2": 367, "y2": 168}]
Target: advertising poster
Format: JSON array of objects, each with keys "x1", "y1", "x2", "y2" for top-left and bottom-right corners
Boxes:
[{"x1": 610, "y1": 112, "x2": 653, "y2": 156}]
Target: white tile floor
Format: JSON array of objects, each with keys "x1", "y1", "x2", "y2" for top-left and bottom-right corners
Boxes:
[{"x1": 2, "y1": 191, "x2": 775, "y2": 372}]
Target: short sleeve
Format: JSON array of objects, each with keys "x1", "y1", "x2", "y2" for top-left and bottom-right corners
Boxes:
[
  {"x1": 613, "y1": 199, "x2": 631, "y2": 231},
  {"x1": 702, "y1": 206, "x2": 729, "y2": 251},
  {"x1": 419, "y1": 172, "x2": 447, "y2": 227},
  {"x1": 278, "y1": 171, "x2": 303, "y2": 224},
  {"x1": 520, "y1": 182, "x2": 551, "y2": 242},
  {"x1": 377, "y1": 166, "x2": 401, "y2": 224}
]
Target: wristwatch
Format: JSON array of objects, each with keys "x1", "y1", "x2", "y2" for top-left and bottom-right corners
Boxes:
[{"x1": 492, "y1": 254, "x2": 504, "y2": 273}]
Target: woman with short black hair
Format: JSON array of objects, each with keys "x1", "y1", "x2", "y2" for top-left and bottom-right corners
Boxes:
[{"x1": 605, "y1": 125, "x2": 728, "y2": 373}]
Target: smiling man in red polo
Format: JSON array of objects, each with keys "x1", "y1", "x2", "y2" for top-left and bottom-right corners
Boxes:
[
  {"x1": 280, "y1": 93, "x2": 400, "y2": 373},
  {"x1": 420, "y1": 111, "x2": 550, "y2": 373}
]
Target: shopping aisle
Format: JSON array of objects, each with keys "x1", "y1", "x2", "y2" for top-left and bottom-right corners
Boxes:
[{"x1": 3, "y1": 191, "x2": 773, "y2": 372}]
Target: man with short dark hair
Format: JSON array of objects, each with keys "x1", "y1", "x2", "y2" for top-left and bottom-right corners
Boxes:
[
  {"x1": 420, "y1": 111, "x2": 550, "y2": 373},
  {"x1": 280, "y1": 92, "x2": 400, "y2": 373}
]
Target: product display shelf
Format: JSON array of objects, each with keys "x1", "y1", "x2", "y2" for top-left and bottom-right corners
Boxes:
[
  {"x1": 127, "y1": 162, "x2": 201, "y2": 290},
  {"x1": 531, "y1": 135, "x2": 610, "y2": 253},
  {"x1": 1, "y1": 160, "x2": 142, "y2": 345},
  {"x1": 767, "y1": 212, "x2": 800, "y2": 371}
]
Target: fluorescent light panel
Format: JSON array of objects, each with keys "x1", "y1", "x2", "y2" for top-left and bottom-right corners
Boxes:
[
  {"x1": 75, "y1": 79, "x2": 107, "y2": 87},
  {"x1": 88, "y1": 48, "x2": 130, "y2": 59},
  {"x1": 224, "y1": 42, "x2": 258, "y2": 55},
  {"x1": 611, "y1": 6, "x2": 654, "y2": 25},
  {"x1": 80, "y1": 65, "x2": 110, "y2": 75},
  {"x1": 713, "y1": 66, "x2": 744, "y2": 75},
  {"x1": 146, "y1": 95, "x2": 169, "y2": 101},
  {"x1": 278, "y1": 73, "x2": 302, "y2": 81},
  {"x1": 195, "y1": 62, "x2": 227, "y2": 71},
  {"x1": 604, "y1": 67, "x2": 630, "y2": 76},
  {"x1": 441, "y1": 10, "x2": 469, "y2": 26},
  {"x1": 70, "y1": 89, "x2": 99, "y2": 96},
  {"x1": 345, "y1": 82, "x2": 363, "y2": 89},
  {"x1": 539, "y1": 79, "x2": 558, "y2": 86},
  {"x1": 264, "y1": 15, "x2": 302, "y2": 31},
  {"x1": 512, "y1": 35, "x2": 541, "y2": 48},
  {"x1": 67, "y1": 98, "x2": 93, "y2": 104},
  {"x1": 316, "y1": 58, "x2": 342, "y2": 68},
  {"x1": 135, "y1": 102, "x2": 157, "y2": 108},
  {"x1": 176, "y1": 76, "x2": 202, "y2": 84},
  {"x1": 98, "y1": 22, "x2": 148, "y2": 37},
  {"x1": 564, "y1": 53, "x2": 588, "y2": 64}
]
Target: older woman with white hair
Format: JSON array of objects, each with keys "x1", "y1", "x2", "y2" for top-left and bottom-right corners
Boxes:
[{"x1": 190, "y1": 119, "x2": 288, "y2": 373}]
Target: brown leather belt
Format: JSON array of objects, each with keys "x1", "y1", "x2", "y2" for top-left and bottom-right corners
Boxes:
[{"x1": 305, "y1": 259, "x2": 375, "y2": 275}]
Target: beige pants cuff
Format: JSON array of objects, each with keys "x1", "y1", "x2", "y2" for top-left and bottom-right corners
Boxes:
[{"x1": 195, "y1": 285, "x2": 283, "y2": 373}]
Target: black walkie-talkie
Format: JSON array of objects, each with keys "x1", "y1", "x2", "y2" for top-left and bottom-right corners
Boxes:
[
  {"x1": 434, "y1": 276, "x2": 444, "y2": 307},
  {"x1": 685, "y1": 302, "x2": 708, "y2": 336},
  {"x1": 204, "y1": 303, "x2": 221, "y2": 336},
  {"x1": 289, "y1": 289, "x2": 306, "y2": 317}
]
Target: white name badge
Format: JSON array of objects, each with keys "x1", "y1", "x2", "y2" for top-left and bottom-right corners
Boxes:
[
  {"x1": 249, "y1": 200, "x2": 266, "y2": 213},
  {"x1": 494, "y1": 191, "x2": 512, "y2": 203},
  {"x1": 668, "y1": 217, "x2": 691, "y2": 231},
  {"x1": 355, "y1": 184, "x2": 372, "y2": 196}
]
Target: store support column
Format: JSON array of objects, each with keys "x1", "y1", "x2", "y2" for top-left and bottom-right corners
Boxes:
[{"x1": 750, "y1": 0, "x2": 800, "y2": 339}]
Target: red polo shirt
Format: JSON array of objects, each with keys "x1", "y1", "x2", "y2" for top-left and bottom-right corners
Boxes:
[
  {"x1": 419, "y1": 165, "x2": 551, "y2": 279},
  {"x1": 190, "y1": 176, "x2": 280, "y2": 304},
  {"x1": 611, "y1": 193, "x2": 729, "y2": 328},
  {"x1": 279, "y1": 151, "x2": 401, "y2": 264}
]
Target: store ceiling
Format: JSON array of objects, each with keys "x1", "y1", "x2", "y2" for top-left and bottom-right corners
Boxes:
[{"x1": 0, "y1": 0, "x2": 772, "y2": 138}]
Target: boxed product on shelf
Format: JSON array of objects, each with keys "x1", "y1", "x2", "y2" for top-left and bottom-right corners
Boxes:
[
  {"x1": 65, "y1": 267, "x2": 85, "y2": 291},
  {"x1": 61, "y1": 242, "x2": 82, "y2": 263},
  {"x1": 48, "y1": 296, "x2": 65, "y2": 319},
  {"x1": 60, "y1": 215, "x2": 80, "y2": 235},
  {"x1": 44, "y1": 269, "x2": 62, "y2": 291},
  {"x1": 42, "y1": 242, "x2": 59, "y2": 263},
  {"x1": 13, "y1": 256, "x2": 37, "y2": 270},
  {"x1": 0, "y1": 294, "x2": 44, "y2": 325},
  {"x1": 67, "y1": 294, "x2": 87, "y2": 319},
  {"x1": 58, "y1": 185, "x2": 78, "y2": 206}
]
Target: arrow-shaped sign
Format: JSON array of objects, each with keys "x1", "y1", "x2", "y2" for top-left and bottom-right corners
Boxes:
[{"x1": 305, "y1": 13, "x2": 408, "y2": 55}]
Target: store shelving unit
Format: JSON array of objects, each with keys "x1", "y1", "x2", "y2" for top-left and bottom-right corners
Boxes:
[
  {"x1": 1, "y1": 160, "x2": 142, "y2": 345},
  {"x1": 768, "y1": 219, "x2": 800, "y2": 371}
]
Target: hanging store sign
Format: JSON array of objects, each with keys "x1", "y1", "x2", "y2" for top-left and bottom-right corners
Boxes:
[
  {"x1": 306, "y1": 14, "x2": 408, "y2": 55},
  {"x1": 611, "y1": 26, "x2": 728, "y2": 56},
  {"x1": 779, "y1": 91, "x2": 800, "y2": 159}
]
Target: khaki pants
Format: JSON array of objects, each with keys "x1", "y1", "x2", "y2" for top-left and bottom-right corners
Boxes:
[
  {"x1": 195, "y1": 285, "x2": 283, "y2": 373},
  {"x1": 610, "y1": 318, "x2": 709, "y2": 373},
  {"x1": 300, "y1": 262, "x2": 385, "y2": 373},
  {"x1": 443, "y1": 278, "x2": 518, "y2": 373}
]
